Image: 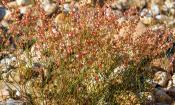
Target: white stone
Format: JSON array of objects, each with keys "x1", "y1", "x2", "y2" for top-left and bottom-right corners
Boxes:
[
  {"x1": 151, "y1": 3, "x2": 160, "y2": 16},
  {"x1": 140, "y1": 8, "x2": 149, "y2": 17},
  {"x1": 0, "y1": 56, "x2": 16, "y2": 66},
  {"x1": 153, "y1": 71, "x2": 170, "y2": 87},
  {"x1": 7, "y1": 1, "x2": 18, "y2": 8},
  {"x1": 155, "y1": 15, "x2": 167, "y2": 21},
  {"x1": 43, "y1": 3, "x2": 57, "y2": 15},
  {"x1": 172, "y1": 74, "x2": 175, "y2": 86},
  {"x1": 117, "y1": 17, "x2": 126, "y2": 25},
  {"x1": 165, "y1": 0, "x2": 175, "y2": 9},
  {"x1": 31, "y1": 44, "x2": 41, "y2": 63},
  {"x1": 63, "y1": 3, "x2": 70, "y2": 12},
  {"x1": 140, "y1": 16, "x2": 153, "y2": 25},
  {"x1": 1, "y1": 20, "x2": 9, "y2": 28},
  {"x1": 16, "y1": 0, "x2": 32, "y2": 6},
  {"x1": 19, "y1": 5, "x2": 32, "y2": 14}
]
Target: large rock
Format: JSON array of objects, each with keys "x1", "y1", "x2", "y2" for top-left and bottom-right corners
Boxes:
[
  {"x1": 41, "y1": 0, "x2": 57, "y2": 15},
  {"x1": 167, "y1": 87, "x2": 175, "y2": 97},
  {"x1": 153, "y1": 71, "x2": 170, "y2": 87},
  {"x1": 154, "y1": 88, "x2": 173, "y2": 104},
  {"x1": 0, "y1": 7, "x2": 6, "y2": 20}
]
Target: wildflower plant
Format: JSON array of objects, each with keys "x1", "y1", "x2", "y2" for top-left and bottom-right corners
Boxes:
[{"x1": 0, "y1": 0, "x2": 174, "y2": 104}]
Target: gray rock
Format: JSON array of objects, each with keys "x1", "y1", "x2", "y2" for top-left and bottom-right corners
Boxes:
[
  {"x1": 154, "y1": 88, "x2": 172, "y2": 104},
  {"x1": 0, "y1": 7, "x2": 6, "y2": 20},
  {"x1": 6, "y1": 98, "x2": 16, "y2": 105},
  {"x1": 6, "y1": 98, "x2": 23, "y2": 105}
]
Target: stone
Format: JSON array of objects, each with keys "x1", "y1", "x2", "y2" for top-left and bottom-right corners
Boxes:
[
  {"x1": 140, "y1": 16, "x2": 154, "y2": 25},
  {"x1": 168, "y1": 19, "x2": 175, "y2": 27},
  {"x1": 151, "y1": 58, "x2": 170, "y2": 71},
  {"x1": 167, "y1": 87, "x2": 175, "y2": 97},
  {"x1": 0, "y1": 55, "x2": 16, "y2": 66},
  {"x1": 63, "y1": 3, "x2": 70, "y2": 13},
  {"x1": 117, "y1": 17, "x2": 126, "y2": 25},
  {"x1": 154, "y1": 88, "x2": 172, "y2": 104},
  {"x1": 7, "y1": 1, "x2": 18, "y2": 8},
  {"x1": 172, "y1": 74, "x2": 175, "y2": 86},
  {"x1": 1, "y1": 20, "x2": 10, "y2": 28},
  {"x1": 31, "y1": 44, "x2": 41, "y2": 63},
  {"x1": 140, "y1": 8, "x2": 149, "y2": 17},
  {"x1": 19, "y1": 5, "x2": 32, "y2": 14},
  {"x1": 109, "y1": 65, "x2": 126, "y2": 84},
  {"x1": 133, "y1": 0, "x2": 146, "y2": 9},
  {"x1": 151, "y1": 25, "x2": 165, "y2": 31},
  {"x1": 6, "y1": 98, "x2": 24, "y2": 105},
  {"x1": 16, "y1": 0, "x2": 32, "y2": 6},
  {"x1": 0, "y1": 6, "x2": 11, "y2": 20},
  {"x1": 165, "y1": 0, "x2": 175, "y2": 9},
  {"x1": 43, "y1": 3, "x2": 57, "y2": 15},
  {"x1": 65, "y1": 0, "x2": 71, "y2": 3},
  {"x1": 0, "y1": 7, "x2": 6, "y2": 20},
  {"x1": 151, "y1": 3, "x2": 160, "y2": 16},
  {"x1": 170, "y1": 8, "x2": 175, "y2": 15},
  {"x1": 153, "y1": 71, "x2": 170, "y2": 87},
  {"x1": 155, "y1": 15, "x2": 168, "y2": 22}
]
